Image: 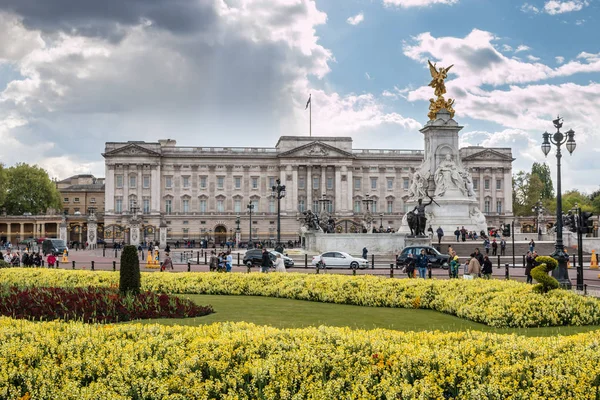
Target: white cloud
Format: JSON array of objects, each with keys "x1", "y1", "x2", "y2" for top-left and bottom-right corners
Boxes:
[
  {"x1": 527, "y1": 55, "x2": 541, "y2": 62},
  {"x1": 520, "y1": 3, "x2": 540, "y2": 13},
  {"x1": 0, "y1": 3, "x2": 420, "y2": 178},
  {"x1": 383, "y1": 0, "x2": 459, "y2": 7},
  {"x1": 544, "y1": 0, "x2": 589, "y2": 15},
  {"x1": 515, "y1": 45, "x2": 531, "y2": 53},
  {"x1": 346, "y1": 12, "x2": 364, "y2": 25},
  {"x1": 555, "y1": 56, "x2": 565, "y2": 64},
  {"x1": 365, "y1": 72, "x2": 372, "y2": 80},
  {"x1": 501, "y1": 44, "x2": 513, "y2": 52},
  {"x1": 576, "y1": 19, "x2": 585, "y2": 25}
]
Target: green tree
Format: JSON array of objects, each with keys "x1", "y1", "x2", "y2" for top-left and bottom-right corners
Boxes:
[
  {"x1": 0, "y1": 164, "x2": 6, "y2": 208},
  {"x1": 589, "y1": 188, "x2": 600, "y2": 215},
  {"x1": 1, "y1": 163, "x2": 62, "y2": 215},
  {"x1": 512, "y1": 171, "x2": 544, "y2": 216},
  {"x1": 561, "y1": 190, "x2": 593, "y2": 213},
  {"x1": 531, "y1": 162, "x2": 554, "y2": 200},
  {"x1": 119, "y1": 245, "x2": 141, "y2": 295}
]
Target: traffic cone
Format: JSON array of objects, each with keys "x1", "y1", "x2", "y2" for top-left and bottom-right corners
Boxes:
[
  {"x1": 61, "y1": 250, "x2": 68, "y2": 263},
  {"x1": 591, "y1": 250, "x2": 598, "y2": 269}
]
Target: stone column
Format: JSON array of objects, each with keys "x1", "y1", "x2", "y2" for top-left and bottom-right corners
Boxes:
[
  {"x1": 491, "y1": 169, "x2": 497, "y2": 215},
  {"x1": 306, "y1": 165, "x2": 312, "y2": 211},
  {"x1": 159, "y1": 220, "x2": 167, "y2": 249},
  {"x1": 7, "y1": 224, "x2": 11, "y2": 245},
  {"x1": 59, "y1": 220, "x2": 67, "y2": 243},
  {"x1": 504, "y1": 170, "x2": 512, "y2": 214},
  {"x1": 41, "y1": 223, "x2": 45, "y2": 237},
  {"x1": 280, "y1": 166, "x2": 288, "y2": 212},
  {"x1": 292, "y1": 166, "x2": 299, "y2": 213},
  {"x1": 151, "y1": 164, "x2": 161, "y2": 213},
  {"x1": 87, "y1": 217, "x2": 97, "y2": 250},
  {"x1": 321, "y1": 166, "x2": 326, "y2": 196},
  {"x1": 105, "y1": 164, "x2": 115, "y2": 212},
  {"x1": 335, "y1": 167, "x2": 342, "y2": 214},
  {"x1": 19, "y1": 223, "x2": 24, "y2": 241},
  {"x1": 129, "y1": 221, "x2": 141, "y2": 247},
  {"x1": 347, "y1": 169, "x2": 353, "y2": 213}
]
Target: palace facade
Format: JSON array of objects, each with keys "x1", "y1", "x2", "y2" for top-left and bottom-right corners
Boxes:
[{"x1": 102, "y1": 136, "x2": 514, "y2": 245}]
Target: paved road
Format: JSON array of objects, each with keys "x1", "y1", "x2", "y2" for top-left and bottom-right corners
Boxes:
[{"x1": 28, "y1": 249, "x2": 600, "y2": 289}]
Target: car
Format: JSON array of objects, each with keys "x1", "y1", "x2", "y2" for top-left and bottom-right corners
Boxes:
[
  {"x1": 311, "y1": 251, "x2": 368, "y2": 269},
  {"x1": 243, "y1": 249, "x2": 294, "y2": 268},
  {"x1": 42, "y1": 238, "x2": 69, "y2": 256},
  {"x1": 97, "y1": 238, "x2": 106, "y2": 245},
  {"x1": 396, "y1": 246, "x2": 450, "y2": 269}
]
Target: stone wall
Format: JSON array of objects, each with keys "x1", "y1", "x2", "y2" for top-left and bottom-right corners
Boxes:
[{"x1": 305, "y1": 233, "x2": 406, "y2": 255}]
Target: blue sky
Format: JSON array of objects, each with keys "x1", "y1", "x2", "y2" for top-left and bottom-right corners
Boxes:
[{"x1": 0, "y1": 0, "x2": 598, "y2": 192}]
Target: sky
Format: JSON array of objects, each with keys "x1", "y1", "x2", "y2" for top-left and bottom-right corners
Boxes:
[{"x1": 0, "y1": 0, "x2": 599, "y2": 192}]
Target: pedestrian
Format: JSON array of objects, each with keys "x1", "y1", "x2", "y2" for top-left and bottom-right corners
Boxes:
[
  {"x1": 165, "y1": 243, "x2": 171, "y2": 253},
  {"x1": 226, "y1": 251, "x2": 233, "y2": 273},
  {"x1": 161, "y1": 252, "x2": 174, "y2": 271},
  {"x1": 274, "y1": 253, "x2": 286, "y2": 273},
  {"x1": 436, "y1": 226, "x2": 444, "y2": 245},
  {"x1": 492, "y1": 239, "x2": 498, "y2": 256},
  {"x1": 416, "y1": 249, "x2": 428, "y2": 279},
  {"x1": 483, "y1": 238, "x2": 490, "y2": 255},
  {"x1": 529, "y1": 239, "x2": 535, "y2": 253},
  {"x1": 454, "y1": 227, "x2": 460, "y2": 242},
  {"x1": 47, "y1": 253, "x2": 56, "y2": 268},
  {"x1": 525, "y1": 251, "x2": 535, "y2": 284},
  {"x1": 209, "y1": 250, "x2": 218, "y2": 272},
  {"x1": 447, "y1": 245, "x2": 453, "y2": 258},
  {"x1": 405, "y1": 253, "x2": 415, "y2": 278},
  {"x1": 260, "y1": 248, "x2": 272, "y2": 273},
  {"x1": 450, "y1": 255, "x2": 460, "y2": 278},
  {"x1": 500, "y1": 238, "x2": 506, "y2": 256},
  {"x1": 460, "y1": 226, "x2": 467, "y2": 242},
  {"x1": 362, "y1": 247, "x2": 368, "y2": 260},
  {"x1": 468, "y1": 253, "x2": 481, "y2": 277},
  {"x1": 482, "y1": 255, "x2": 493, "y2": 279},
  {"x1": 474, "y1": 248, "x2": 484, "y2": 267}
]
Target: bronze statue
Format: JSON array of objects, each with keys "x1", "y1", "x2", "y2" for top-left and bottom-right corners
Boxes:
[
  {"x1": 407, "y1": 196, "x2": 434, "y2": 236},
  {"x1": 427, "y1": 60, "x2": 456, "y2": 120}
]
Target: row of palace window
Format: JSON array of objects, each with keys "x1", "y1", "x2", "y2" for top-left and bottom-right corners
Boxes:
[
  {"x1": 114, "y1": 175, "x2": 420, "y2": 191},
  {"x1": 483, "y1": 199, "x2": 503, "y2": 214},
  {"x1": 473, "y1": 178, "x2": 503, "y2": 191}
]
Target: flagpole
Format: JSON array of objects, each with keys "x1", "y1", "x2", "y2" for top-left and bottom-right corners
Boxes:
[{"x1": 309, "y1": 95, "x2": 312, "y2": 137}]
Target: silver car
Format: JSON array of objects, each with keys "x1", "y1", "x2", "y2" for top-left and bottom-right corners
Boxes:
[{"x1": 311, "y1": 251, "x2": 369, "y2": 269}]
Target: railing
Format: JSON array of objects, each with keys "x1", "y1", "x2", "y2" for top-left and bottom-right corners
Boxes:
[
  {"x1": 352, "y1": 149, "x2": 424, "y2": 156},
  {"x1": 161, "y1": 147, "x2": 277, "y2": 154}
]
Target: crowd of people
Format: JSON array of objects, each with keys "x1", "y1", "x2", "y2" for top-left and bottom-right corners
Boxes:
[{"x1": 1, "y1": 250, "x2": 49, "y2": 267}]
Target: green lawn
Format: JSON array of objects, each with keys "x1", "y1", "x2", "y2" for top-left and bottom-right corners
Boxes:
[{"x1": 137, "y1": 294, "x2": 600, "y2": 337}]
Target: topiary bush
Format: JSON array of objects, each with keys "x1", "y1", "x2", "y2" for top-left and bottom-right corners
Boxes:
[
  {"x1": 119, "y1": 245, "x2": 141, "y2": 295},
  {"x1": 532, "y1": 255, "x2": 560, "y2": 293}
]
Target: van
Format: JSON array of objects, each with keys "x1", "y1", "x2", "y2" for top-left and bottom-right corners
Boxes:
[{"x1": 42, "y1": 238, "x2": 69, "y2": 256}]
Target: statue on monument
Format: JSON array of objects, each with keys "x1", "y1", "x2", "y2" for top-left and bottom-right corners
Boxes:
[
  {"x1": 427, "y1": 60, "x2": 456, "y2": 120},
  {"x1": 406, "y1": 196, "x2": 434, "y2": 236},
  {"x1": 434, "y1": 154, "x2": 466, "y2": 197}
]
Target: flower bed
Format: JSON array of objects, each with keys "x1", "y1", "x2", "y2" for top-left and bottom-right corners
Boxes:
[
  {"x1": 0, "y1": 285, "x2": 213, "y2": 323},
  {"x1": 1, "y1": 269, "x2": 599, "y2": 328},
  {"x1": 0, "y1": 320, "x2": 599, "y2": 399}
]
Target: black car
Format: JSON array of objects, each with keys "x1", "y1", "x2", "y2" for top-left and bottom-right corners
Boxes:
[
  {"x1": 243, "y1": 249, "x2": 294, "y2": 268},
  {"x1": 396, "y1": 246, "x2": 450, "y2": 269}
]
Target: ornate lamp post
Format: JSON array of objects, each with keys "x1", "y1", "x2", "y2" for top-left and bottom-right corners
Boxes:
[
  {"x1": 317, "y1": 194, "x2": 331, "y2": 216},
  {"x1": 541, "y1": 116, "x2": 576, "y2": 288},
  {"x1": 531, "y1": 198, "x2": 545, "y2": 238},
  {"x1": 235, "y1": 215, "x2": 241, "y2": 248},
  {"x1": 271, "y1": 179, "x2": 286, "y2": 252},
  {"x1": 379, "y1": 213, "x2": 384, "y2": 231},
  {"x1": 247, "y1": 201, "x2": 254, "y2": 249}
]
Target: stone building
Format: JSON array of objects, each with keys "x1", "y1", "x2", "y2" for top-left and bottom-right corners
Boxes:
[
  {"x1": 102, "y1": 136, "x2": 513, "y2": 246},
  {"x1": 58, "y1": 174, "x2": 105, "y2": 216}
]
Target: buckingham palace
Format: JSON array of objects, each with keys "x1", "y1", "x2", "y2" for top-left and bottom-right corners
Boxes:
[{"x1": 102, "y1": 136, "x2": 513, "y2": 245}]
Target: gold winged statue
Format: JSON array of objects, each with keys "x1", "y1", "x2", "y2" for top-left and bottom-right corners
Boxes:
[{"x1": 427, "y1": 60, "x2": 456, "y2": 120}]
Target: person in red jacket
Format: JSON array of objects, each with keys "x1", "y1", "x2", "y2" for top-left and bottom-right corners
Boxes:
[{"x1": 47, "y1": 253, "x2": 56, "y2": 268}]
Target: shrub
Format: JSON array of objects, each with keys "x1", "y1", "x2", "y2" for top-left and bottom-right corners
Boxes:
[
  {"x1": 532, "y1": 255, "x2": 560, "y2": 293},
  {"x1": 0, "y1": 260, "x2": 10, "y2": 268},
  {"x1": 119, "y1": 245, "x2": 140, "y2": 295}
]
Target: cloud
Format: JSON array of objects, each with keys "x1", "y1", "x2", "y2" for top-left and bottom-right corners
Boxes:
[
  {"x1": 555, "y1": 56, "x2": 565, "y2": 64},
  {"x1": 0, "y1": 1, "x2": 419, "y2": 179},
  {"x1": 383, "y1": 0, "x2": 459, "y2": 7},
  {"x1": 527, "y1": 55, "x2": 541, "y2": 62},
  {"x1": 501, "y1": 44, "x2": 513, "y2": 52},
  {"x1": 515, "y1": 45, "x2": 531, "y2": 53},
  {"x1": 544, "y1": 0, "x2": 589, "y2": 15},
  {"x1": 346, "y1": 12, "x2": 364, "y2": 25},
  {"x1": 365, "y1": 72, "x2": 372, "y2": 80},
  {"x1": 520, "y1": 3, "x2": 540, "y2": 13}
]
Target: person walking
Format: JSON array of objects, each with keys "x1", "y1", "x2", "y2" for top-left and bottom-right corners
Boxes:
[
  {"x1": 47, "y1": 253, "x2": 56, "y2": 268},
  {"x1": 226, "y1": 251, "x2": 233, "y2": 273},
  {"x1": 482, "y1": 255, "x2": 493, "y2": 279},
  {"x1": 460, "y1": 226, "x2": 467, "y2": 242},
  {"x1": 491, "y1": 239, "x2": 498, "y2": 256},
  {"x1": 454, "y1": 227, "x2": 460, "y2": 242},
  {"x1": 529, "y1": 239, "x2": 535, "y2": 253},
  {"x1": 161, "y1": 252, "x2": 174, "y2": 271},
  {"x1": 362, "y1": 247, "x2": 368, "y2": 260},
  {"x1": 483, "y1": 238, "x2": 491, "y2": 255},
  {"x1": 467, "y1": 253, "x2": 481, "y2": 278},
  {"x1": 405, "y1": 253, "x2": 415, "y2": 278},
  {"x1": 450, "y1": 255, "x2": 460, "y2": 279},
  {"x1": 209, "y1": 250, "x2": 218, "y2": 272},
  {"x1": 260, "y1": 248, "x2": 272, "y2": 273},
  {"x1": 436, "y1": 226, "x2": 444, "y2": 245},
  {"x1": 274, "y1": 253, "x2": 286, "y2": 273},
  {"x1": 416, "y1": 249, "x2": 428, "y2": 279},
  {"x1": 525, "y1": 251, "x2": 535, "y2": 284},
  {"x1": 500, "y1": 238, "x2": 506, "y2": 256}
]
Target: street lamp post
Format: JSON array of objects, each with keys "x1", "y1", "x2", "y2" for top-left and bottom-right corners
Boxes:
[
  {"x1": 235, "y1": 215, "x2": 240, "y2": 248},
  {"x1": 247, "y1": 202, "x2": 254, "y2": 249},
  {"x1": 541, "y1": 116, "x2": 576, "y2": 288},
  {"x1": 317, "y1": 193, "x2": 330, "y2": 216},
  {"x1": 362, "y1": 194, "x2": 374, "y2": 212},
  {"x1": 271, "y1": 179, "x2": 286, "y2": 253},
  {"x1": 379, "y1": 213, "x2": 384, "y2": 232}
]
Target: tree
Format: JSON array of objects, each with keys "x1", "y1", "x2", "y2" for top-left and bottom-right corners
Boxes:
[
  {"x1": 589, "y1": 188, "x2": 600, "y2": 215},
  {"x1": 119, "y1": 245, "x2": 141, "y2": 295},
  {"x1": 0, "y1": 164, "x2": 6, "y2": 208},
  {"x1": 1, "y1": 163, "x2": 62, "y2": 215},
  {"x1": 561, "y1": 190, "x2": 593, "y2": 213},
  {"x1": 512, "y1": 171, "x2": 544, "y2": 216},
  {"x1": 531, "y1": 162, "x2": 554, "y2": 200}
]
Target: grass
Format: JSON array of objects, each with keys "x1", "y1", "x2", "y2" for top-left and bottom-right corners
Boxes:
[{"x1": 137, "y1": 294, "x2": 600, "y2": 337}]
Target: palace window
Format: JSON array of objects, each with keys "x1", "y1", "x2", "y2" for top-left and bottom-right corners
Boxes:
[
  {"x1": 484, "y1": 198, "x2": 491, "y2": 214},
  {"x1": 143, "y1": 199, "x2": 150, "y2": 214},
  {"x1": 199, "y1": 199, "x2": 207, "y2": 213},
  {"x1": 165, "y1": 176, "x2": 173, "y2": 189},
  {"x1": 312, "y1": 200, "x2": 319, "y2": 213},
  {"x1": 372, "y1": 200, "x2": 378, "y2": 213},
  {"x1": 217, "y1": 199, "x2": 224, "y2": 212},
  {"x1": 63, "y1": 197, "x2": 69, "y2": 202},
  {"x1": 116, "y1": 175, "x2": 123, "y2": 188},
  {"x1": 251, "y1": 177, "x2": 259, "y2": 189},
  {"x1": 251, "y1": 199, "x2": 259, "y2": 211},
  {"x1": 403, "y1": 178, "x2": 409, "y2": 190},
  {"x1": 182, "y1": 176, "x2": 190, "y2": 188},
  {"x1": 354, "y1": 201, "x2": 361, "y2": 213},
  {"x1": 129, "y1": 175, "x2": 136, "y2": 188},
  {"x1": 199, "y1": 176, "x2": 207, "y2": 189},
  {"x1": 74, "y1": 197, "x2": 80, "y2": 203},
  {"x1": 217, "y1": 177, "x2": 224, "y2": 189},
  {"x1": 496, "y1": 200, "x2": 502, "y2": 214},
  {"x1": 298, "y1": 199, "x2": 305, "y2": 212},
  {"x1": 143, "y1": 175, "x2": 150, "y2": 188},
  {"x1": 371, "y1": 177, "x2": 377, "y2": 190},
  {"x1": 473, "y1": 179, "x2": 479, "y2": 190},
  {"x1": 165, "y1": 199, "x2": 172, "y2": 214},
  {"x1": 298, "y1": 176, "x2": 305, "y2": 189},
  {"x1": 327, "y1": 177, "x2": 333, "y2": 190},
  {"x1": 269, "y1": 198, "x2": 276, "y2": 213},
  {"x1": 269, "y1": 177, "x2": 276, "y2": 188},
  {"x1": 354, "y1": 178, "x2": 361, "y2": 190},
  {"x1": 182, "y1": 199, "x2": 190, "y2": 213},
  {"x1": 387, "y1": 178, "x2": 393, "y2": 190},
  {"x1": 234, "y1": 177, "x2": 241, "y2": 189},
  {"x1": 496, "y1": 179, "x2": 502, "y2": 190},
  {"x1": 387, "y1": 200, "x2": 393, "y2": 213},
  {"x1": 484, "y1": 179, "x2": 490, "y2": 190},
  {"x1": 234, "y1": 199, "x2": 241, "y2": 213},
  {"x1": 313, "y1": 177, "x2": 319, "y2": 190},
  {"x1": 115, "y1": 198, "x2": 122, "y2": 213}
]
